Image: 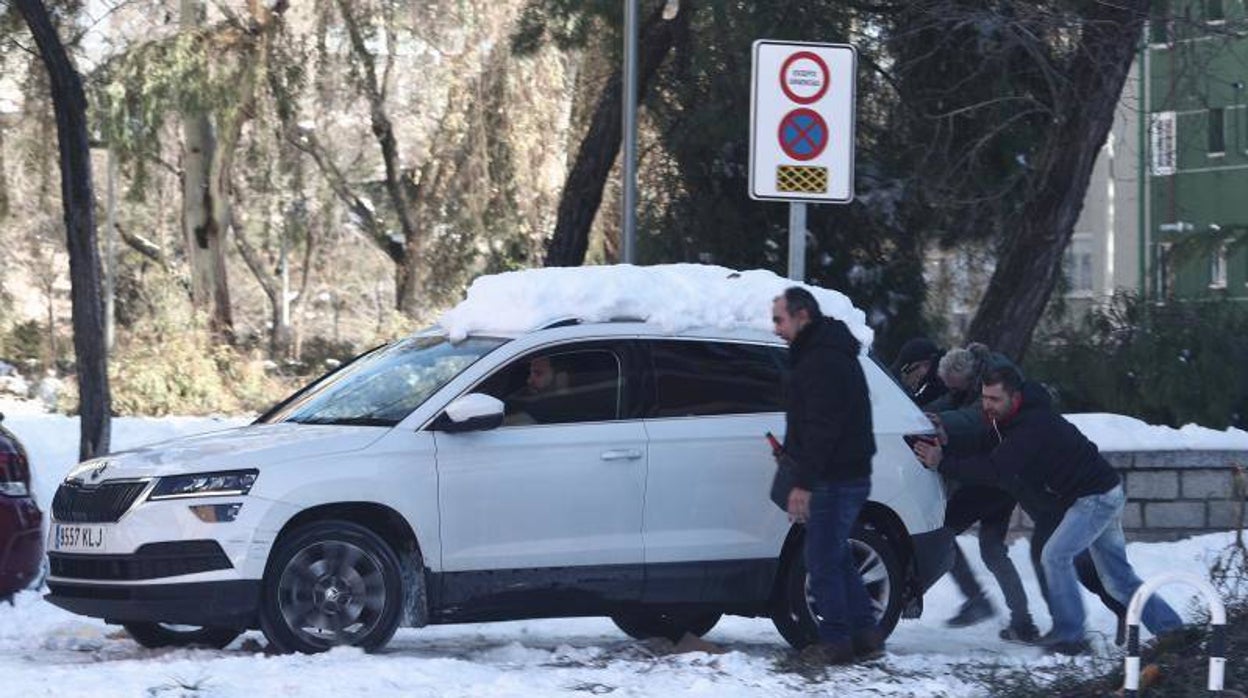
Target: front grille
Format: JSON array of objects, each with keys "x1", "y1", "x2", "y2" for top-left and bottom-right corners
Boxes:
[
  {"x1": 52, "y1": 480, "x2": 149, "y2": 523},
  {"x1": 49, "y1": 540, "x2": 233, "y2": 581}
]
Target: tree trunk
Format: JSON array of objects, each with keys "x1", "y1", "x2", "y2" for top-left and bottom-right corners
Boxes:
[
  {"x1": 966, "y1": 2, "x2": 1148, "y2": 362},
  {"x1": 180, "y1": 0, "x2": 234, "y2": 343},
  {"x1": 335, "y1": 0, "x2": 424, "y2": 315},
  {"x1": 15, "y1": 0, "x2": 111, "y2": 460},
  {"x1": 543, "y1": 2, "x2": 690, "y2": 267},
  {"x1": 0, "y1": 125, "x2": 9, "y2": 219}
]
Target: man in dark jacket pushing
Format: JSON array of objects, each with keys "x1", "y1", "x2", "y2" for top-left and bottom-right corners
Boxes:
[
  {"x1": 772, "y1": 287, "x2": 881, "y2": 664},
  {"x1": 914, "y1": 364, "x2": 1183, "y2": 655}
]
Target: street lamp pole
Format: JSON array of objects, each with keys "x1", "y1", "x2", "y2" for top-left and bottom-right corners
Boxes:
[{"x1": 622, "y1": 0, "x2": 639, "y2": 265}]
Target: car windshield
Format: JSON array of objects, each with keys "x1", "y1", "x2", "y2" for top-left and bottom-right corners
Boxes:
[{"x1": 265, "y1": 333, "x2": 507, "y2": 427}]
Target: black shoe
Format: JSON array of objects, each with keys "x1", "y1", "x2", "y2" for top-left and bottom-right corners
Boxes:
[
  {"x1": 999, "y1": 621, "x2": 1040, "y2": 644},
  {"x1": 946, "y1": 595, "x2": 995, "y2": 628},
  {"x1": 852, "y1": 627, "x2": 886, "y2": 660}
]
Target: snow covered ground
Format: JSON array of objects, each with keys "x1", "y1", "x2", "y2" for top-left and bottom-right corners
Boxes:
[
  {"x1": 0, "y1": 532, "x2": 1229, "y2": 697},
  {"x1": 1, "y1": 396, "x2": 1239, "y2": 696}
]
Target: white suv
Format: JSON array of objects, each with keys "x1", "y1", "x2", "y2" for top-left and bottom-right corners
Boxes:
[{"x1": 46, "y1": 320, "x2": 950, "y2": 653}]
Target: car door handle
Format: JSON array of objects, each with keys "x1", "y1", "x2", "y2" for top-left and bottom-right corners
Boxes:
[{"x1": 600, "y1": 449, "x2": 643, "y2": 461}]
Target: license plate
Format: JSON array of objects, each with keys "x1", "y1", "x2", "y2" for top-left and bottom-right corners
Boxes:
[{"x1": 53, "y1": 524, "x2": 106, "y2": 552}]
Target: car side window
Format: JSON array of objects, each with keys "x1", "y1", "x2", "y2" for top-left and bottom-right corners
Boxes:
[
  {"x1": 476, "y1": 348, "x2": 622, "y2": 426},
  {"x1": 650, "y1": 340, "x2": 786, "y2": 417}
]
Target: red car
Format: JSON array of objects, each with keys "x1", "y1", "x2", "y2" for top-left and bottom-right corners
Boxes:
[{"x1": 0, "y1": 414, "x2": 43, "y2": 602}]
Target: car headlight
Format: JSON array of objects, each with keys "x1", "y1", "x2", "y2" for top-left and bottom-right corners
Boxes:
[{"x1": 148, "y1": 469, "x2": 258, "y2": 501}]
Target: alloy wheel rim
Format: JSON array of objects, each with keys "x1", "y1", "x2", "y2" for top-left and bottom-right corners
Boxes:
[
  {"x1": 803, "y1": 537, "x2": 891, "y2": 623},
  {"x1": 277, "y1": 540, "x2": 387, "y2": 648}
]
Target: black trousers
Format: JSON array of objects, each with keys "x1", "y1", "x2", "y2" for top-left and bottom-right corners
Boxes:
[{"x1": 944, "y1": 485, "x2": 1033, "y2": 626}]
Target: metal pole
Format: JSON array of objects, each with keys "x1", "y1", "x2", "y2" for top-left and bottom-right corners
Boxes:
[
  {"x1": 788, "y1": 202, "x2": 807, "y2": 281},
  {"x1": 621, "y1": 0, "x2": 639, "y2": 265},
  {"x1": 1122, "y1": 571, "x2": 1226, "y2": 696},
  {"x1": 104, "y1": 148, "x2": 117, "y2": 353},
  {"x1": 1138, "y1": 29, "x2": 1149, "y2": 300}
]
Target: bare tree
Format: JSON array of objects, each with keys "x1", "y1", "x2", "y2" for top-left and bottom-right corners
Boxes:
[
  {"x1": 14, "y1": 0, "x2": 111, "y2": 459},
  {"x1": 965, "y1": 1, "x2": 1149, "y2": 360},
  {"x1": 543, "y1": 2, "x2": 689, "y2": 267}
]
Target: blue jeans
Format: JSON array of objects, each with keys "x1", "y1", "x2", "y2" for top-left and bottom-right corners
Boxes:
[
  {"x1": 1041, "y1": 485, "x2": 1183, "y2": 642},
  {"x1": 804, "y1": 478, "x2": 877, "y2": 643}
]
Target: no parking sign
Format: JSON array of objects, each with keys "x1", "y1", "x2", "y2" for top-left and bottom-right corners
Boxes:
[{"x1": 749, "y1": 41, "x2": 856, "y2": 203}]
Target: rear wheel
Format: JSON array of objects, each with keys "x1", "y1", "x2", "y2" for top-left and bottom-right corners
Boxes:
[
  {"x1": 771, "y1": 524, "x2": 903, "y2": 649},
  {"x1": 611, "y1": 608, "x2": 722, "y2": 642},
  {"x1": 123, "y1": 622, "x2": 241, "y2": 649},
  {"x1": 259, "y1": 520, "x2": 403, "y2": 654}
]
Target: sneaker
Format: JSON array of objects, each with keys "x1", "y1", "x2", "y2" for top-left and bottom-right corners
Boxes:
[
  {"x1": 946, "y1": 595, "x2": 996, "y2": 628},
  {"x1": 852, "y1": 627, "x2": 886, "y2": 660},
  {"x1": 999, "y1": 621, "x2": 1041, "y2": 644},
  {"x1": 797, "y1": 641, "x2": 856, "y2": 666}
]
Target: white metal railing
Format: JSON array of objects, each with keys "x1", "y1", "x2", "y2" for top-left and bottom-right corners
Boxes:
[{"x1": 1122, "y1": 572, "x2": 1226, "y2": 696}]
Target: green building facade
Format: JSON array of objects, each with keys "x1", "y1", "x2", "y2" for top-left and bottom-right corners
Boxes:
[{"x1": 1145, "y1": 0, "x2": 1248, "y2": 301}]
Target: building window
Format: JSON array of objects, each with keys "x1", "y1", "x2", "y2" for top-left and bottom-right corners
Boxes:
[
  {"x1": 1210, "y1": 243, "x2": 1228, "y2": 289},
  {"x1": 1151, "y1": 112, "x2": 1177, "y2": 175},
  {"x1": 1065, "y1": 234, "x2": 1095, "y2": 296},
  {"x1": 1206, "y1": 0, "x2": 1225, "y2": 22},
  {"x1": 1209, "y1": 108, "x2": 1226, "y2": 155}
]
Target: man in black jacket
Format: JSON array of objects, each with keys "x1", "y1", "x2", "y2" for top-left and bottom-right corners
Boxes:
[
  {"x1": 914, "y1": 364, "x2": 1183, "y2": 655},
  {"x1": 890, "y1": 337, "x2": 948, "y2": 408},
  {"x1": 772, "y1": 287, "x2": 880, "y2": 664}
]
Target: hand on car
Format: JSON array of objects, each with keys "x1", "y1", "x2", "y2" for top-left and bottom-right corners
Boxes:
[
  {"x1": 913, "y1": 439, "x2": 943, "y2": 469},
  {"x1": 787, "y1": 487, "x2": 811, "y2": 524},
  {"x1": 923, "y1": 412, "x2": 949, "y2": 445}
]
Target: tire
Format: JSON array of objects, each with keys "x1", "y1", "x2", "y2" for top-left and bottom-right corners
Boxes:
[
  {"x1": 259, "y1": 520, "x2": 403, "y2": 654},
  {"x1": 611, "y1": 608, "x2": 722, "y2": 642},
  {"x1": 771, "y1": 523, "x2": 904, "y2": 650},
  {"x1": 123, "y1": 622, "x2": 241, "y2": 649}
]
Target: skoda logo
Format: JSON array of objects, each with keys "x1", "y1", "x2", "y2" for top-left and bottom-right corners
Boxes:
[{"x1": 88, "y1": 461, "x2": 109, "y2": 482}]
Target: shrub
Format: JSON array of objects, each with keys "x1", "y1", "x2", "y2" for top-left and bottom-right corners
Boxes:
[
  {"x1": 108, "y1": 316, "x2": 289, "y2": 417},
  {"x1": 1027, "y1": 292, "x2": 1248, "y2": 429},
  {"x1": 4, "y1": 320, "x2": 49, "y2": 373}
]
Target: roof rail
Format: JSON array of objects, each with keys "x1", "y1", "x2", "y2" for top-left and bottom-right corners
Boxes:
[
  {"x1": 537, "y1": 317, "x2": 581, "y2": 330},
  {"x1": 535, "y1": 316, "x2": 648, "y2": 331}
]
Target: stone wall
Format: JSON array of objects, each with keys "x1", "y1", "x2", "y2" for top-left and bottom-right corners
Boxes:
[{"x1": 1011, "y1": 451, "x2": 1247, "y2": 542}]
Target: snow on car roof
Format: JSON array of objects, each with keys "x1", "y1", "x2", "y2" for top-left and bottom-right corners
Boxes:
[{"x1": 438, "y1": 264, "x2": 873, "y2": 351}]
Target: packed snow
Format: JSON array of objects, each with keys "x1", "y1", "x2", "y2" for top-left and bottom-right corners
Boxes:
[
  {"x1": 438, "y1": 264, "x2": 874, "y2": 350},
  {"x1": 1068, "y1": 413, "x2": 1248, "y2": 452},
  {"x1": 1, "y1": 398, "x2": 1241, "y2": 696}
]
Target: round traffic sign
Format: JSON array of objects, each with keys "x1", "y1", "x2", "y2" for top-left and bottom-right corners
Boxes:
[
  {"x1": 778, "y1": 108, "x2": 828, "y2": 161},
  {"x1": 779, "y1": 51, "x2": 830, "y2": 104}
]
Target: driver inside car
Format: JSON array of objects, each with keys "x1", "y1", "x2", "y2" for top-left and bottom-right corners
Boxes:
[{"x1": 503, "y1": 356, "x2": 570, "y2": 426}]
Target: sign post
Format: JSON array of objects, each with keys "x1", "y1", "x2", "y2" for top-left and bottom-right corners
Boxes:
[{"x1": 750, "y1": 40, "x2": 857, "y2": 281}]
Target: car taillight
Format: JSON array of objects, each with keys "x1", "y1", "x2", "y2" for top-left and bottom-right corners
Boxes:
[{"x1": 0, "y1": 450, "x2": 30, "y2": 497}]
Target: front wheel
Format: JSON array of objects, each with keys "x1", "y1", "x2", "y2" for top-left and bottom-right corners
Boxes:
[
  {"x1": 123, "y1": 622, "x2": 241, "y2": 649},
  {"x1": 771, "y1": 524, "x2": 903, "y2": 649},
  {"x1": 611, "y1": 608, "x2": 722, "y2": 642},
  {"x1": 259, "y1": 520, "x2": 403, "y2": 654}
]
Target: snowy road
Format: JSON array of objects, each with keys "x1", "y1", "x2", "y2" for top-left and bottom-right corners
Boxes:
[
  {"x1": 1, "y1": 532, "x2": 1224, "y2": 698},
  {"x1": 0, "y1": 398, "x2": 1231, "y2": 696}
]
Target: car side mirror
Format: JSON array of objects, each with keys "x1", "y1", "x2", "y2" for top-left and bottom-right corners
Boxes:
[{"x1": 439, "y1": 393, "x2": 505, "y2": 433}]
